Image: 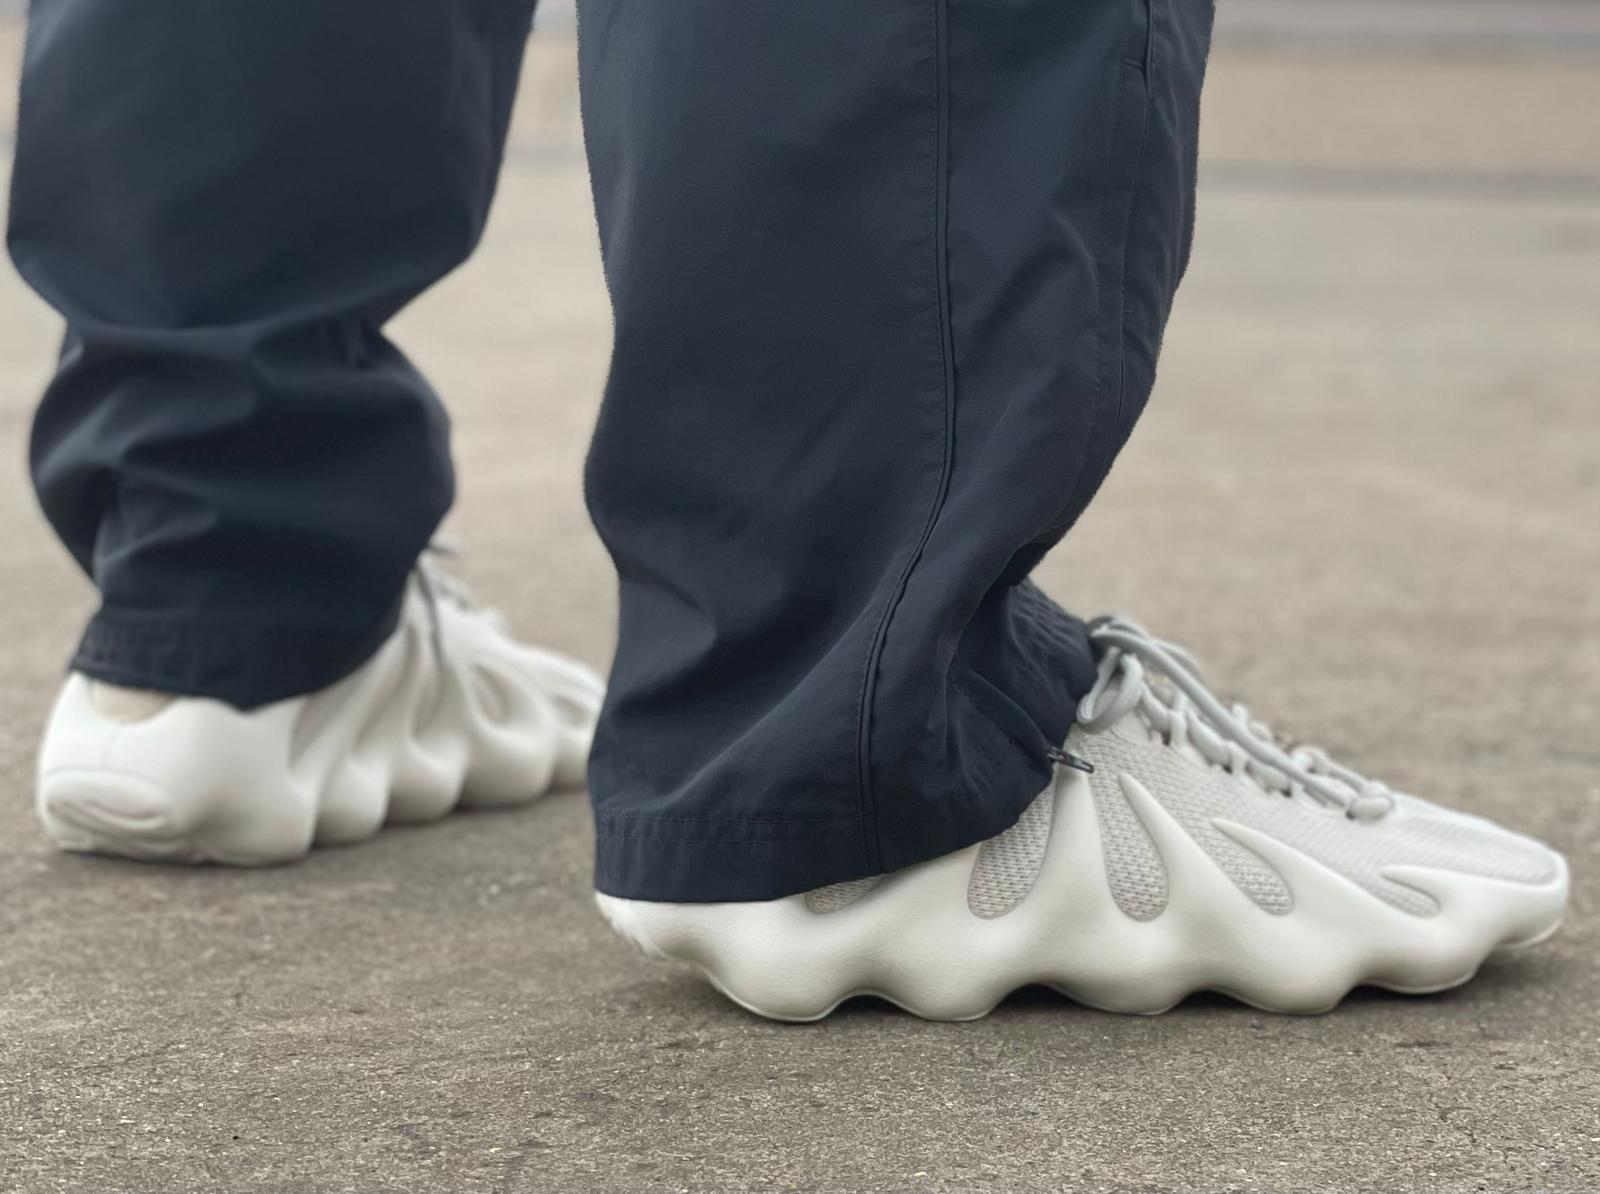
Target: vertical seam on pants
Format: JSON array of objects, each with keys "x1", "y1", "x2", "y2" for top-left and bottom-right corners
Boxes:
[
  {"x1": 853, "y1": 0, "x2": 956, "y2": 874},
  {"x1": 1035, "y1": 4, "x2": 1154, "y2": 551},
  {"x1": 1111, "y1": 0, "x2": 1159, "y2": 448}
]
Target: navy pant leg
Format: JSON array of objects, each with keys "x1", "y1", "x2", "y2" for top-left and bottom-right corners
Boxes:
[
  {"x1": 9, "y1": 0, "x2": 535, "y2": 706},
  {"x1": 581, "y1": 0, "x2": 1216, "y2": 900}
]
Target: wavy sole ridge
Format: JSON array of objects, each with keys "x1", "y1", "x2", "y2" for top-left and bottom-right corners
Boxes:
[{"x1": 596, "y1": 772, "x2": 1568, "y2": 1022}]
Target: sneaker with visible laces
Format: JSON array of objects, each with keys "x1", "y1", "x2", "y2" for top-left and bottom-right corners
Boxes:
[
  {"x1": 36, "y1": 552, "x2": 604, "y2": 865},
  {"x1": 597, "y1": 616, "x2": 1567, "y2": 1021}
]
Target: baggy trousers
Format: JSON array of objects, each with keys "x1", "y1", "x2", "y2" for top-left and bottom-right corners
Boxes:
[{"x1": 9, "y1": 0, "x2": 1214, "y2": 900}]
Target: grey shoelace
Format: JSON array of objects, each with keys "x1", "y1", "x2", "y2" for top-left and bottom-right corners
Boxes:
[
  {"x1": 1077, "y1": 617, "x2": 1396, "y2": 822},
  {"x1": 413, "y1": 541, "x2": 507, "y2": 671}
]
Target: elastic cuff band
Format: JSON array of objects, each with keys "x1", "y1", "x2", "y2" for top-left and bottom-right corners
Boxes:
[
  {"x1": 593, "y1": 811, "x2": 874, "y2": 903},
  {"x1": 70, "y1": 592, "x2": 404, "y2": 710}
]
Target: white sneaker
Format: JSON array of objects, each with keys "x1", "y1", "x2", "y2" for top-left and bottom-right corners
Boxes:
[
  {"x1": 37, "y1": 555, "x2": 604, "y2": 865},
  {"x1": 597, "y1": 616, "x2": 1567, "y2": 1020}
]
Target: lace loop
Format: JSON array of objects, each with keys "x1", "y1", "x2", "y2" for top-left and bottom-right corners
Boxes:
[
  {"x1": 1077, "y1": 617, "x2": 1395, "y2": 822},
  {"x1": 413, "y1": 542, "x2": 508, "y2": 671}
]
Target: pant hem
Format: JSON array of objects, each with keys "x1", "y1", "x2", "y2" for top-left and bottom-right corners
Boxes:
[
  {"x1": 69, "y1": 592, "x2": 405, "y2": 710},
  {"x1": 594, "y1": 586, "x2": 1095, "y2": 903},
  {"x1": 590, "y1": 755, "x2": 1053, "y2": 905},
  {"x1": 593, "y1": 813, "x2": 871, "y2": 904}
]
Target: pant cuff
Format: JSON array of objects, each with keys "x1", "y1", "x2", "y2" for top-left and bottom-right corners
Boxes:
[
  {"x1": 593, "y1": 813, "x2": 873, "y2": 905},
  {"x1": 593, "y1": 589, "x2": 1096, "y2": 903},
  {"x1": 69, "y1": 594, "x2": 404, "y2": 710}
]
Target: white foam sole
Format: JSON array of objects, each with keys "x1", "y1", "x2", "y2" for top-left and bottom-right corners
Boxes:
[
  {"x1": 38, "y1": 587, "x2": 604, "y2": 865},
  {"x1": 596, "y1": 770, "x2": 1568, "y2": 1021}
]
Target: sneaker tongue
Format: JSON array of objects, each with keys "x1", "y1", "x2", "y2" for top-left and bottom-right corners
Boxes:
[
  {"x1": 1104, "y1": 706, "x2": 1161, "y2": 747},
  {"x1": 1110, "y1": 707, "x2": 1214, "y2": 773},
  {"x1": 1115, "y1": 703, "x2": 1309, "y2": 801}
]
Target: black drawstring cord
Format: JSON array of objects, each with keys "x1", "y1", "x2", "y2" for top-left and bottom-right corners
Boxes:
[{"x1": 1047, "y1": 746, "x2": 1095, "y2": 774}]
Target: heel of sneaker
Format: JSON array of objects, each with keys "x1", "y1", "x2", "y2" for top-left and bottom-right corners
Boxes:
[
  {"x1": 594, "y1": 892, "x2": 897, "y2": 1022},
  {"x1": 594, "y1": 892, "x2": 674, "y2": 961},
  {"x1": 39, "y1": 770, "x2": 205, "y2": 862},
  {"x1": 37, "y1": 675, "x2": 317, "y2": 865},
  {"x1": 39, "y1": 767, "x2": 313, "y2": 865}
]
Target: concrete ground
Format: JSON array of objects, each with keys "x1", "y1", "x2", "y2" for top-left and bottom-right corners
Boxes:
[{"x1": 2, "y1": 11, "x2": 1598, "y2": 1193}]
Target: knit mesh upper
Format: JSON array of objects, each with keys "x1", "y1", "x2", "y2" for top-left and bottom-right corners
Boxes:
[
  {"x1": 1070, "y1": 725, "x2": 1557, "y2": 918},
  {"x1": 967, "y1": 788, "x2": 1054, "y2": 918},
  {"x1": 802, "y1": 726, "x2": 1557, "y2": 923}
]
